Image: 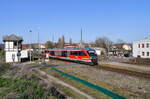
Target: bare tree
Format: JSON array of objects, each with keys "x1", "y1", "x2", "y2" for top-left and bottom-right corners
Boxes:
[
  {"x1": 45, "y1": 41, "x2": 53, "y2": 48},
  {"x1": 95, "y1": 37, "x2": 113, "y2": 54},
  {"x1": 115, "y1": 39, "x2": 126, "y2": 50},
  {"x1": 116, "y1": 39, "x2": 125, "y2": 44},
  {"x1": 56, "y1": 35, "x2": 65, "y2": 48}
]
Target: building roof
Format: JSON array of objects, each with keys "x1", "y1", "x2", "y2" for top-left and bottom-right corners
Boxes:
[
  {"x1": 47, "y1": 47, "x2": 95, "y2": 51},
  {"x1": 134, "y1": 39, "x2": 150, "y2": 43},
  {"x1": 3, "y1": 34, "x2": 23, "y2": 42}
]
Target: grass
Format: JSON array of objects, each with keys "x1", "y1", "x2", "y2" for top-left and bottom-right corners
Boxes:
[
  {"x1": 42, "y1": 67, "x2": 114, "y2": 99},
  {"x1": 0, "y1": 77, "x2": 56, "y2": 99},
  {"x1": 58, "y1": 67, "x2": 129, "y2": 97},
  {"x1": 42, "y1": 66, "x2": 148, "y2": 99},
  {"x1": 0, "y1": 62, "x2": 10, "y2": 76},
  {"x1": 56, "y1": 66, "x2": 150, "y2": 99},
  {"x1": 0, "y1": 62, "x2": 56, "y2": 99}
]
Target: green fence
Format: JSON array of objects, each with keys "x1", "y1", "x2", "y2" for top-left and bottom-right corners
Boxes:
[{"x1": 50, "y1": 67, "x2": 126, "y2": 99}]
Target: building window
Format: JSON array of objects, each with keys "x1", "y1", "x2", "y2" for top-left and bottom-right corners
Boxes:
[
  {"x1": 147, "y1": 52, "x2": 149, "y2": 56},
  {"x1": 142, "y1": 44, "x2": 144, "y2": 48},
  {"x1": 146, "y1": 43, "x2": 149, "y2": 48},
  {"x1": 138, "y1": 44, "x2": 140, "y2": 48},
  {"x1": 14, "y1": 42, "x2": 17, "y2": 46},
  {"x1": 142, "y1": 52, "x2": 145, "y2": 56}
]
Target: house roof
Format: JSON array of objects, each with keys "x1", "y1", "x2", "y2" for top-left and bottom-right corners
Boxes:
[
  {"x1": 3, "y1": 34, "x2": 23, "y2": 42},
  {"x1": 133, "y1": 39, "x2": 150, "y2": 43}
]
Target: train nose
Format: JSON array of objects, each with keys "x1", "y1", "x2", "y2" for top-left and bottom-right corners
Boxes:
[{"x1": 91, "y1": 57, "x2": 98, "y2": 62}]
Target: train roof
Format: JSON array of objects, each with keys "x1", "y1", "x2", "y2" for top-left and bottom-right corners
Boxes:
[{"x1": 46, "y1": 48, "x2": 95, "y2": 51}]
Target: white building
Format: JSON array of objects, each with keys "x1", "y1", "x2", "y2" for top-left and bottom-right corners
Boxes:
[
  {"x1": 92, "y1": 47, "x2": 106, "y2": 56},
  {"x1": 133, "y1": 39, "x2": 150, "y2": 58},
  {"x1": 3, "y1": 34, "x2": 23, "y2": 62}
]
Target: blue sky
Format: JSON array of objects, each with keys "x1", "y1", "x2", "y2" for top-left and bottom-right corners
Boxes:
[{"x1": 0, "y1": 0, "x2": 150, "y2": 44}]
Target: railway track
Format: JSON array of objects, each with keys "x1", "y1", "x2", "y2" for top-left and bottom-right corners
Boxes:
[
  {"x1": 48, "y1": 58, "x2": 150, "y2": 80},
  {"x1": 95, "y1": 65, "x2": 150, "y2": 80}
]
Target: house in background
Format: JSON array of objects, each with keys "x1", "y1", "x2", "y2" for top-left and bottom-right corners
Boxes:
[
  {"x1": 133, "y1": 39, "x2": 150, "y2": 58},
  {"x1": 109, "y1": 43, "x2": 132, "y2": 56}
]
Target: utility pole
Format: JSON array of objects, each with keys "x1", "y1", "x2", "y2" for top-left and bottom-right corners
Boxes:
[
  {"x1": 80, "y1": 28, "x2": 83, "y2": 48},
  {"x1": 36, "y1": 26, "x2": 40, "y2": 62},
  {"x1": 29, "y1": 30, "x2": 32, "y2": 62},
  {"x1": 38, "y1": 31, "x2": 40, "y2": 61},
  {"x1": 52, "y1": 33, "x2": 54, "y2": 48}
]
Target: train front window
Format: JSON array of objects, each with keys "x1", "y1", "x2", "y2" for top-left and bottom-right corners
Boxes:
[{"x1": 88, "y1": 50, "x2": 97, "y2": 56}]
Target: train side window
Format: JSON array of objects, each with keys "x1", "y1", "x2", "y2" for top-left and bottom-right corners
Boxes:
[
  {"x1": 71, "y1": 51, "x2": 74, "y2": 55},
  {"x1": 80, "y1": 51, "x2": 86, "y2": 56},
  {"x1": 78, "y1": 51, "x2": 81, "y2": 55},
  {"x1": 70, "y1": 51, "x2": 73, "y2": 55},
  {"x1": 55, "y1": 51, "x2": 59, "y2": 56},
  {"x1": 71, "y1": 51, "x2": 78, "y2": 55},
  {"x1": 75, "y1": 51, "x2": 78, "y2": 55},
  {"x1": 67, "y1": 51, "x2": 70, "y2": 56},
  {"x1": 50, "y1": 51, "x2": 55, "y2": 56},
  {"x1": 61, "y1": 51, "x2": 67, "y2": 57},
  {"x1": 58, "y1": 51, "x2": 61, "y2": 56}
]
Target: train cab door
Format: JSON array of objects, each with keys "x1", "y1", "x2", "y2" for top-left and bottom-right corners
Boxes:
[
  {"x1": 78, "y1": 51, "x2": 87, "y2": 60},
  {"x1": 77, "y1": 51, "x2": 82, "y2": 60},
  {"x1": 70, "y1": 51, "x2": 78, "y2": 60}
]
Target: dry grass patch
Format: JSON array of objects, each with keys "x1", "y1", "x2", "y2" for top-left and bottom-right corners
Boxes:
[
  {"x1": 42, "y1": 67, "x2": 120, "y2": 99},
  {"x1": 56, "y1": 66, "x2": 128, "y2": 97}
]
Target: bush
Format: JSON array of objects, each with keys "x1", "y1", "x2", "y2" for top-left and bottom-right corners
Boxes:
[
  {"x1": 0, "y1": 63, "x2": 10, "y2": 75},
  {"x1": 0, "y1": 77, "x2": 50, "y2": 99},
  {"x1": 0, "y1": 50, "x2": 5, "y2": 62}
]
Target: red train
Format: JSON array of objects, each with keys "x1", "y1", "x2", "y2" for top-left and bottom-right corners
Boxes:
[{"x1": 44, "y1": 48, "x2": 98, "y2": 65}]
